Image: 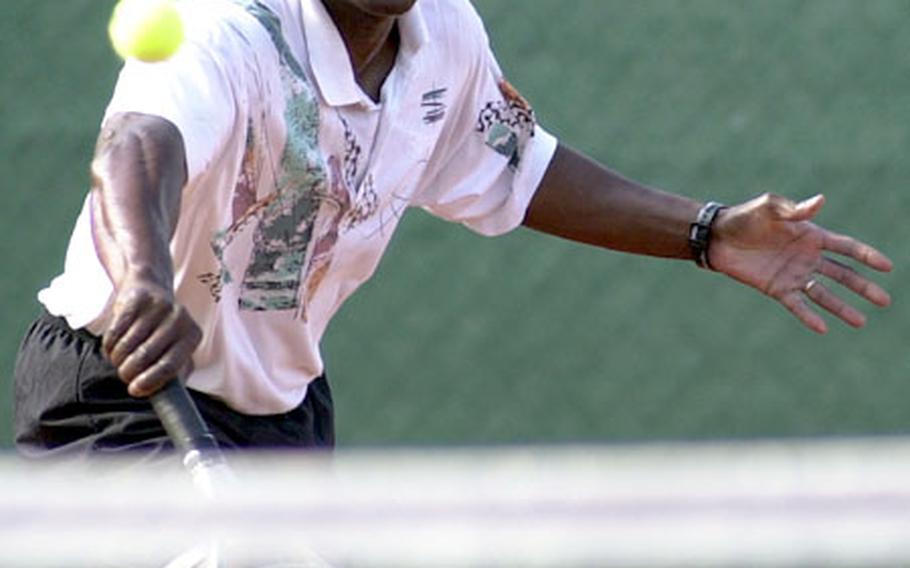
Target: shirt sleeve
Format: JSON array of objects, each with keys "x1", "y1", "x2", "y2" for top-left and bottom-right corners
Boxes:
[
  {"x1": 102, "y1": 2, "x2": 248, "y2": 183},
  {"x1": 411, "y1": 25, "x2": 558, "y2": 237}
]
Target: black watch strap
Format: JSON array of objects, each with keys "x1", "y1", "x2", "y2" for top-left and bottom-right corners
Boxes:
[{"x1": 688, "y1": 201, "x2": 726, "y2": 270}]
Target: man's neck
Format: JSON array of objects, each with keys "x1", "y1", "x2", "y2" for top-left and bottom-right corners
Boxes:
[{"x1": 321, "y1": 0, "x2": 397, "y2": 75}]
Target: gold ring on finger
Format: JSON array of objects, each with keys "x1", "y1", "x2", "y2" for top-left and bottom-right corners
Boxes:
[{"x1": 803, "y1": 279, "x2": 818, "y2": 294}]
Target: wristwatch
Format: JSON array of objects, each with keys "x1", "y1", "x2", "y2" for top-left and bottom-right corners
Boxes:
[{"x1": 688, "y1": 201, "x2": 726, "y2": 270}]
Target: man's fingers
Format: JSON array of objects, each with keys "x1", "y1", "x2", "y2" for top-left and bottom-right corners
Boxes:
[
  {"x1": 823, "y1": 231, "x2": 894, "y2": 272},
  {"x1": 804, "y1": 280, "x2": 866, "y2": 329},
  {"x1": 128, "y1": 339, "x2": 197, "y2": 398},
  {"x1": 779, "y1": 291, "x2": 828, "y2": 335},
  {"x1": 819, "y1": 258, "x2": 891, "y2": 307},
  {"x1": 102, "y1": 290, "x2": 154, "y2": 357},
  {"x1": 119, "y1": 308, "x2": 201, "y2": 389},
  {"x1": 117, "y1": 334, "x2": 170, "y2": 385},
  {"x1": 107, "y1": 302, "x2": 171, "y2": 367}
]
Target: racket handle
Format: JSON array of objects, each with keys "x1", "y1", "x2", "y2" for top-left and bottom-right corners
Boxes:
[{"x1": 150, "y1": 379, "x2": 221, "y2": 458}]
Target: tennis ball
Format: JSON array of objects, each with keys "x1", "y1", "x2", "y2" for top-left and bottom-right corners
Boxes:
[{"x1": 109, "y1": 0, "x2": 185, "y2": 62}]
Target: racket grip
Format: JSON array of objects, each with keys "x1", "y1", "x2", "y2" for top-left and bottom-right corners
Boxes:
[{"x1": 150, "y1": 379, "x2": 221, "y2": 457}]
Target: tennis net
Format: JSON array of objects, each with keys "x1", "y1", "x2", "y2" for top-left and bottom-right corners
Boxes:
[{"x1": 3, "y1": 436, "x2": 910, "y2": 566}]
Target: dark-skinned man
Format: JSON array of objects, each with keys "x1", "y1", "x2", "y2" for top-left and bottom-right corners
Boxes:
[{"x1": 15, "y1": 0, "x2": 892, "y2": 456}]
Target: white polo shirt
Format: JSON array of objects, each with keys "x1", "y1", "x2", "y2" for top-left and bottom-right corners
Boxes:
[{"x1": 39, "y1": 0, "x2": 558, "y2": 414}]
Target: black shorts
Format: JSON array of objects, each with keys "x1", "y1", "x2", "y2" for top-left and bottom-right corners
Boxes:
[{"x1": 14, "y1": 310, "x2": 335, "y2": 459}]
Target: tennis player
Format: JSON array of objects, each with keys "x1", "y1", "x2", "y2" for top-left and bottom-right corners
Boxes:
[{"x1": 14, "y1": 0, "x2": 892, "y2": 456}]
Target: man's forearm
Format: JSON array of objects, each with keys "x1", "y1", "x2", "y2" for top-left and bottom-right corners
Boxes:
[
  {"x1": 523, "y1": 143, "x2": 702, "y2": 260},
  {"x1": 88, "y1": 112, "x2": 201, "y2": 398},
  {"x1": 89, "y1": 112, "x2": 187, "y2": 290}
]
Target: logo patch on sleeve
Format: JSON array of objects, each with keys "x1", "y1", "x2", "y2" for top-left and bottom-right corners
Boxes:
[{"x1": 476, "y1": 79, "x2": 536, "y2": 171}]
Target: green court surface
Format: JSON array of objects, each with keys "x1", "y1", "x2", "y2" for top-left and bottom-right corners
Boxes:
[{"x1": 1, "y1": 0, "x2": 907, "y2": 447}]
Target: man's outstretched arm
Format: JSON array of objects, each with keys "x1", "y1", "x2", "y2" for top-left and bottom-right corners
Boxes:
[
  {"x1": 523, "y1": 143, "x2": 892, "y2": 334},
  {"x1": 90, "y1": 111, "x2": 201, "y2": 397}
]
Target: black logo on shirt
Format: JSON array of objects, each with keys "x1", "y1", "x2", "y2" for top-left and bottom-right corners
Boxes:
[{"x1": 421, "y1": 87, "x2": 447, "y2": 124}]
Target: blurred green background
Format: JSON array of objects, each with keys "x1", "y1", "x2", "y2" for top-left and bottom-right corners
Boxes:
[{"x1": 0, "y1": 0, "x2": 906, "y2": 447}]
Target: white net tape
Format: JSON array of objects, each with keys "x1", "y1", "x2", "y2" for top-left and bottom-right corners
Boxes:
[{"x1": 3, "y1": 437, "x2": 910, "y2": 567}]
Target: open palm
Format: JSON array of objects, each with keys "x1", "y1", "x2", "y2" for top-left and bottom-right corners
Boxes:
[{"x1": 709, "y1": 193, "x2": 892, "y2": 334}]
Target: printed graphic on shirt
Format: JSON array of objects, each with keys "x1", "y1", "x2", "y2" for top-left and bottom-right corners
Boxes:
[
  {"x1": 198, "y1": 1, "x2": 372, "y2": 319},
  {"x1": 421, "y1": 87, "x2": 447, "y2": 124},
  {"x1": 339, "y1": 115, "x2": 361, "y2": 188},
  {"x1": 301, "y1": 155, "x2": 349, "y2": 307},
  {"x1": 197, "y1": 121, "x2": 263, "y2": 304},
  {"x1": 345, "y1": 174, "x2": 379, "y2": 230},
  {"x1": 476, "y1": 79, "x2": 536, "y2": 171},
  {"x1": 336, "y1": 113, "x2": 379, "y2": 230},
  {"x1": 240, "y1": 84, "x2": 324, "y2": 313},
  {"x1": 232, "y1": 125, "x2": 260, "y2": 222}
]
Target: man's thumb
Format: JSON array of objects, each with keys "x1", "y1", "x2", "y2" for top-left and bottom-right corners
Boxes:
[{"x1": 778, "y1": 194, "x2": 825, "y2": 221}]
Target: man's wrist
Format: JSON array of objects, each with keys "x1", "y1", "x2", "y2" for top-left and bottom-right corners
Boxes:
[
  {"x1": 688, "y1": 201, "x2": 727, "y2": 270},
  {"x1": 118, "y1": 265, "x2": 176, "y2": 296}
]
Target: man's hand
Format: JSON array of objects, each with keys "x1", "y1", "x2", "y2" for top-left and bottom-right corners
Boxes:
[
  {"x1": 524, "y1": 145, "x2": 892, "y2": 333},
  {"x1": 710, "y1": 193, "x2": 893, "y2": 334},
  {"x1": 102, "y1": 276, "x2": 202, "y2": 398}
]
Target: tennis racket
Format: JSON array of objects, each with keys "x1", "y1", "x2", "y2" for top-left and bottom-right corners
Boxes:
[
  {"x1": 150, "y1": 379, "x2": 229, "y2": 499},
  {"x1": 152, "y1": 380, "x2": 332, "y2": 567},
  {"x1": 151, "y1": 379, "x2": 229, "y2": 567}
]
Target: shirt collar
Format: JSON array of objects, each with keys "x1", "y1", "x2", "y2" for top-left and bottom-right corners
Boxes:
[{"x1": 301, "y1": 0, "x2": 430, "y2": 107}]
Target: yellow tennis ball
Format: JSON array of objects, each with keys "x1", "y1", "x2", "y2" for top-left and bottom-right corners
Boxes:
[{"x1": 109, "y1": 0, "x2": 185, "y2": 62}]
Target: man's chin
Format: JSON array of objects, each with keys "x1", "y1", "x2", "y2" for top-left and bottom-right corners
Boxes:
[{"x1": 346, "y1": 0, "x2": 418, "y2": 17}]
